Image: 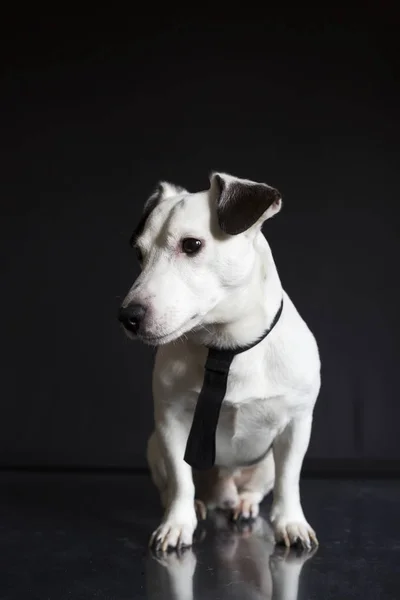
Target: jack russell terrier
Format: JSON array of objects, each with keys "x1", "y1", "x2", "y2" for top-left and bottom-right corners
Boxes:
[{"x1": 119, "y1": 172, "x2": 320, "y2": 552}]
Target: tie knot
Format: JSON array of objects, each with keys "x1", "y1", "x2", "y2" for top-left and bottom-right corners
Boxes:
[{"x1": 205, "y1": 349, "x2": 236, "y2": 374}]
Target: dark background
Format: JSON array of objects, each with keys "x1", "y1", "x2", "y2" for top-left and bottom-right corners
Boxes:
[{"x1": 0, "y1": 7, "x2": 399, "y2": 473}]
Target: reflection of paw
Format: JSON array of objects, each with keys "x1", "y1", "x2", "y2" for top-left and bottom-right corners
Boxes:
[
  {"x1": 211, "y1": 509, "x2": 232, "y2": 531},
  {"x1": 232, "y1": 491, "x2": 261, "y2": 521},
  {"x1": 212, "y1": 509, "x2": 259, "y2": 538},
  {"x1": 234, "y1": 515, "x2": 265, "y2": 537},
  {"x1": 270, "y1": 545, "x2": 318, "y2": 599},
  {"x1": 271, "y1": 543, "x2": 318, "y2": 565},
  {"x1": 270, "y1": 544, "x2": 318, "y2": 583},
  {"x1": 149, "y1": 508, "x2": 197, "y2": 552},
  {"x1": 152, "y1": 546, "x2": 197, "y2": 577}
]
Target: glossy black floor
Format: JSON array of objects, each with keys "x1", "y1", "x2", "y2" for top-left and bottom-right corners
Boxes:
[{"x1": 0, "y1": 473, "x2": 399, "y2": 599}]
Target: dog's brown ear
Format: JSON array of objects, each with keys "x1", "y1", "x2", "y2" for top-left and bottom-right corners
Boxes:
[
  {"x1": 210, "y1": 172, "x2": 282, "y2": 235},
  {"x1": 130, "y1": 181, "x2": 187, "y2": 246}
]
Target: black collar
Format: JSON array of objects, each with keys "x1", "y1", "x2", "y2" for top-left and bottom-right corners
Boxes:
[{"x1": 184, "y1": 298, "x2": 284, "y2": 470}]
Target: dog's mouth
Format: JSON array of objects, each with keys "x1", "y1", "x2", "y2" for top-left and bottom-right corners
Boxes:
[{"x1": 138, "y1": 314, "x2": 201, "y2": 346}]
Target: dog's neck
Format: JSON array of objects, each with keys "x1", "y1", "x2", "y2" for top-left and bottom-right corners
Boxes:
[{"x1": 191, "y1": 235, "x2": 283, "y2": 350}]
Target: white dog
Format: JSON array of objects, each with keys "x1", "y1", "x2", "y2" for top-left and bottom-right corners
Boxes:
[{"x1": 119, "y1": 172, "x2": 321, "y2": 552}]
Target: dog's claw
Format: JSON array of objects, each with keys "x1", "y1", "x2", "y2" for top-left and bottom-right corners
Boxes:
[
  {"x1": 194, "y1": 499, "x2": 207, "y2": 521},
  {"x1": 161, "y1": 533, "x2": 171, "y2": 553},
  {"x1": 309, "y1": 531, "x2": 319, "y2": 547}
]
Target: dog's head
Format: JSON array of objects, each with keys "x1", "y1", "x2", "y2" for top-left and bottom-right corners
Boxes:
[{"x1": 118, "y1": 172, "x2": 282, "y2": 345}]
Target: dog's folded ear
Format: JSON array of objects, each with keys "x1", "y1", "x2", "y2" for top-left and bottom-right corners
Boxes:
[
  {"x1": 154, "y1": 181, "x2": 188, "y2": 201},
  {"x1": 144, "y1": 181, "x2": 187, "y2": 214},
  {"x1": 210, "y1": 172, "x2": 282, "y2": 235},
  {"x1": 130, "y1": 181, "x2": 187, "y2": 245},
  {"x1": 141, "y1": 181, "x2": 187, "y2": 223}
]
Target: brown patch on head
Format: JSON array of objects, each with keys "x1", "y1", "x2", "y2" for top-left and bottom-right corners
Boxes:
[{"x1": 129, "y1": 185, "x2": 163, "y2": 247}]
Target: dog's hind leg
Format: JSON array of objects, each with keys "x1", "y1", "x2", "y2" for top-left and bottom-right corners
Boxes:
[
  {"x1": 194, "y1": 467, "x2": 240, "y2": 511},
  {"x1": 232, "y1": 450, "x2": 275, "y2": 521},
  {"x1": 213, "y1": 470, "x2": 240, "y2": 510}
]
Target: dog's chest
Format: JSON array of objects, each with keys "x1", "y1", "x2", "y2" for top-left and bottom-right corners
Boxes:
[
  {"x1": 215, "y1": 359, "x2": 288, "y2": 465},
  {"x1": 214, "y1": 396, "x2": 284, "y2": 467},
  {"x1": 157, "y1": 345, "x2": 290, "y2": 467}
]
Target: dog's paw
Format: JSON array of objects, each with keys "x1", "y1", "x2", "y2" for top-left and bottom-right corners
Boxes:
[
  {"x1": 231, "y1": 491, "x2": 261, "y2": 521},
  {"x1": 270, "y1": 502, "x2": 318, "y2": 549},
  {"x1": 149, "y1": 509, "x2": 198, "y2": 552},
  {"x1": 271, "y1": 517, "x2": 318, "y2": 549}
]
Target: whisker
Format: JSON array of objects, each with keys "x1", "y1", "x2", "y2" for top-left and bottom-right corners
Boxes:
[{"x1": 200, "y1": 324, "x2": 212, "y2": 335}]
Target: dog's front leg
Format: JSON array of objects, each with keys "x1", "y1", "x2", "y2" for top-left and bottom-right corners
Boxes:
[
  {"x1": 150, "y1": 416, "x2": 197, "y2": 552},
  {"x1": 270, "y1": 414, "x2": 318, "y2": 549}
]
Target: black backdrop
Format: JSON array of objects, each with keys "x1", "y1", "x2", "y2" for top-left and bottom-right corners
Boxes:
[{"x1": 1, "y1": 8, "x2": 399, "y2": 472}]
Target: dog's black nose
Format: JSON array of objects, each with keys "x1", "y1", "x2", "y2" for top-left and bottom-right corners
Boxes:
[{"x1": 118, "y1": 304, "x2": 146, "y2": 334}]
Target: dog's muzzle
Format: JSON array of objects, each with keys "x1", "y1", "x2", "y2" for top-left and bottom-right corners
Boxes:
[{"x1": 118, "y1": 303, "x2": 146, "y2": 335}]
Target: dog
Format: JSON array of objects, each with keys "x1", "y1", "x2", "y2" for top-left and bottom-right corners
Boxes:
[{"x1": 119, "y1": 172, "x2": 321, "y2": 552}]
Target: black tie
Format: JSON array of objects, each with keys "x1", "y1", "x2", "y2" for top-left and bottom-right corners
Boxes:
[{"x1": 184, "y1": 299, "x2": 284, "y2": 470}]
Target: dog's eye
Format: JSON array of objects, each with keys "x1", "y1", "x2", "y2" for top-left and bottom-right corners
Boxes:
[
  {"x1": 181, "y1": 238, "x2": 202, "y2": 255},
  {"x1": 135, "y1": 246, "x2": 143, "y2": 263}
]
